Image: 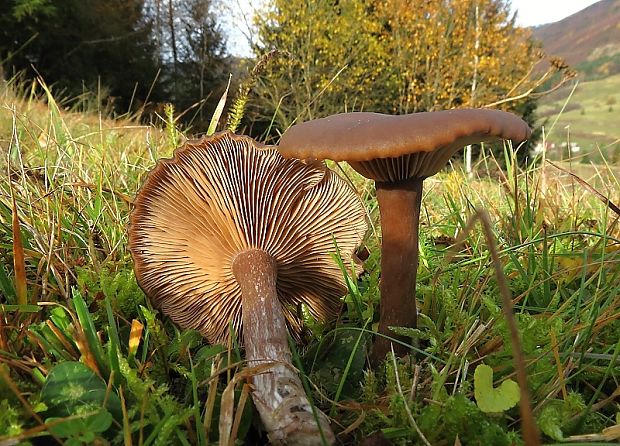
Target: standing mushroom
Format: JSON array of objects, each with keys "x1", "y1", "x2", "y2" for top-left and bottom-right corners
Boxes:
[
  {"x1": 278, "y1": 109, "x2": 531, "y2": 363},
  {"x1": 128, "y1": 132, "x2": 366, "y2": 445}
]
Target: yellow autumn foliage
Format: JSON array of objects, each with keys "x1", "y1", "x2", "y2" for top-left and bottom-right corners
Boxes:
[{"x1": 251, "y1": 0, "x2": 541, "y2": 135}]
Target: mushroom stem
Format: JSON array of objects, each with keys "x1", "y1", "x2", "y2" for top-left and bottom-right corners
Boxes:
[
  {"x1": 371, "y1": 177, "x2": 423, "y2": 363},
  {"x1": 232, "y1": 249, "x2": 335, "y2": 445}
]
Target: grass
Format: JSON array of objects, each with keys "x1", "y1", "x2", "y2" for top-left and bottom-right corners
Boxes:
[{"x1": 1, "y1": 78, "x2": 620, "y2": 445}]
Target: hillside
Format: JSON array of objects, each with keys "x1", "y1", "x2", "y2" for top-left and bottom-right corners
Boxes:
[
  {"x1": 537, "y1": 74, "x2": 620, "y2": 155},
  {"x1": 532, "y1": 0, "x2": 620, "y2": 78},
  {"x1": 532, "y1": 1, "x2": 620, "y2": 154}
]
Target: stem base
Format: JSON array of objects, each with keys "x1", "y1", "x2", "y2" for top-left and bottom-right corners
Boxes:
[{"x1": 233, "y1": 249, "x2": 334, "y2": 445}]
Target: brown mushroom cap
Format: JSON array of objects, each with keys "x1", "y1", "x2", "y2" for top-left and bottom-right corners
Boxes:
[
  {"x1": 279, "y1": 109, "x2": 531, "y2": 182},
  {"x1": 129, "y1": 132, "x2": 367, "y2": 345}
]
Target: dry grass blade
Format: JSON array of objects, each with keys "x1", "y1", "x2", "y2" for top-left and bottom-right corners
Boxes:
[
  {"x1": 64, "y1": 181, "x2": 133, "y2": 205},
  {"x1": 567, "y1": 386, "x2": 620, "y2": 425},
  {"x1": 445, "y1": 209, "x2": 540, "y2": 446},
  {"x1": 44, "y1": 319, "x2": 79, "y2": 358},
  {"x1": 218, "y1": 363, "x2": 275, "y2": 446},
  {"x1": 0, "y1": 319, "x2": 6, "y2": 351},
  {"x1": 568, "y1": 424, "x2": 620, "y2": 442},
  {"x1": 547, "y1": 160, "x2": 620, "y2": 217},
  {"x1": 204, "y1": 355, "x2": 222, "y2": 439},
  {"x1": 119, "y1": 386, "x2": 132, "y2": 446},
  {"x1": 549, "y1": 328, "x2": 567, "y2": 400},
  {"x1": 476, "y1": 209, "x2": 540, "y2": 446},
  {"x1": 228, "y1": 383, "x2": 251, "y2": 446},
  {"x1": 11, "y1": 195, "x2": 28, "y2": 306},
  {"x1": 218, "y1": 375, "x2": 238, "y2": 446},
  {"x1": 207, "y1": 74, "x2": 231, "y2": 136},
  {"x1": 389, "y1": 346, "x2": 431, "y2": 446},
  {"x1": 409, "y1": 364, "x2": 421, "y2": 404},
  {"x1": 338, "y1": 411, "x2": 366, "y2": 437},
  {"x1": 73, "y1": 324, "x2": 101, "y2": 375},
  {"x1": 128, "y1": 319, "x2": 144, "y2": 358}
]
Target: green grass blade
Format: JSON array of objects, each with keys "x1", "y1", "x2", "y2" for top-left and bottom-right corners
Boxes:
[
  {"x1": 104, "y1": 297, "x2": 122, "y2": 387},
  {"x1": 73, "y1": 288, "x2": 109, "y2": 376}
]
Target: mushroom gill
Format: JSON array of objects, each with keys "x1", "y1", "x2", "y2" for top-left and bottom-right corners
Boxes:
[{"x1": 129, "y1": 131, "x2": 367, "y2": 445}]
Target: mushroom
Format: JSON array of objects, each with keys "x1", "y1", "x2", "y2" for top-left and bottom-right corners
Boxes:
[
  {"x1": 128, "y1": 131, "x2": 367, "y2": 445},
  {"x1": 278, "y1": 109, "x2": 531, "y2": 363}
]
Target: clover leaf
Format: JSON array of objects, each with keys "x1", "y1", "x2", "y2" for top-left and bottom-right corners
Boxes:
[{"x1": 474, "y1": 364, "x2": 520, "y2": 413}]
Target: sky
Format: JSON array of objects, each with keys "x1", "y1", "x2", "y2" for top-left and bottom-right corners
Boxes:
[
  {"x1": 226, "y1": 0, "x2": 602, "y2": 57},
  {"x1": 510, "y1": 0, "x2": 601, "y2": 27}
]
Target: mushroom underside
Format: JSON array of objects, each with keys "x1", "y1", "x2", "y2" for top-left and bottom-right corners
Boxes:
[{"x1": 129, "y1": 132, "x2": 367, "y2": 444}]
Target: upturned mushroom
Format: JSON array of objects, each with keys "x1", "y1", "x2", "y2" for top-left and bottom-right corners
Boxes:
[
  {"x1": 278, "y1": 109, "x2": 531, "y2": 363},
  {"x1": 128, "y1": 131, "x2": 367, "y2": 445}
]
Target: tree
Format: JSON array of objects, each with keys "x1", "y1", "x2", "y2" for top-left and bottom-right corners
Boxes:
[
  {"x1": 175, "y1": 0, "x2": 229, "y2": 123},
  {"x1": 0, "y1": 0, "x2": 230, "y2": 123},
  {"x1": 142, "y1": 0, "x2": 231, "y2": 127},
  {"x1": 0, "y1": 0, "x2": 162, "y2": 111},
  {"x1": 250, "y1": 0, "x2": 554, "y2": 145},
  {"x1": 249, "y1": 0, "x2": 391, "y2": 135}
]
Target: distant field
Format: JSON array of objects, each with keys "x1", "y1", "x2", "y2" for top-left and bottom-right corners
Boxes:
[{"x1": 537, "y1": 73, "x2": 620, "y2": 158}]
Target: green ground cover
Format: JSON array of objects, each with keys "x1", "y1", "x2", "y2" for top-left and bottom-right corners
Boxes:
[{"x1": 1, "y1": 80, "x2": 619, "y2": 445}]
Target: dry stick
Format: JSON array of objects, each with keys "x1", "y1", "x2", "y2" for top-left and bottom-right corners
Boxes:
[{"x1": 476, "y1": 209, "x2": 540, "y2": 446}]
